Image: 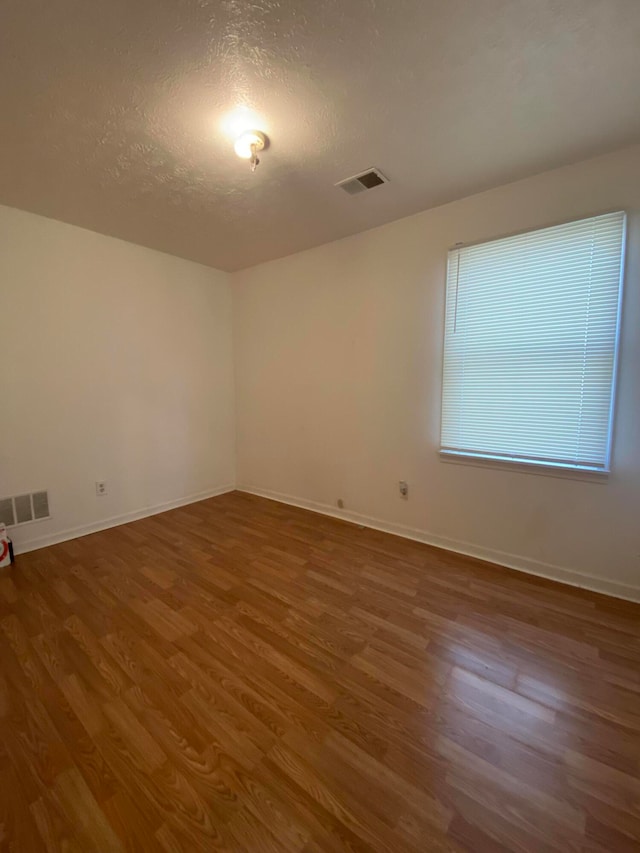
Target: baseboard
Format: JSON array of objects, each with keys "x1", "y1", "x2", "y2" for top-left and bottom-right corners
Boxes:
[
  {"x1": 238, "y1": 485, "x2": 640, "y2": 604},
  {"x1": 13, "y1": 485, "x2": 236, "y2": 555}
]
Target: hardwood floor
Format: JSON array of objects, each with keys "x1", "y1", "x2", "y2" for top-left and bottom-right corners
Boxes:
[{"x1": 1, "y1": 491, "x2": 639, "y2": 851}]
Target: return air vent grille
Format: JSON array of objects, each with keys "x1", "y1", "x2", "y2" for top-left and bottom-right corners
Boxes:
[
  {"x1": 15, "y1": 494, "x2": 33, "y2": 524},
  {"x1": 335, "y1": 168, "x2": 389, "y2": 195},
  {"x1": 0, "y1": 498, "x2": 14, "y2": 527},
  {"x1": 32, "y1": 491, "x2": 50, "y2": 519},
  {"x1": 0, "y1": 491, "x2": 51, "y2": 526}
]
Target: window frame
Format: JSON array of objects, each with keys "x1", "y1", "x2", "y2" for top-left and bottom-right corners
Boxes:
[{"x1": 438, "y1": 211, "x2": 627, "y2": 477}]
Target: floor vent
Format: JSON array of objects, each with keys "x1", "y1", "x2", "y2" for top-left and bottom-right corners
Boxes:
[
  {"x1": 335, "y1": 168, "x2": 389, "y2": 195},
  {"x1": 0, "y1": 491, "x2": 50, "y2": 527}
]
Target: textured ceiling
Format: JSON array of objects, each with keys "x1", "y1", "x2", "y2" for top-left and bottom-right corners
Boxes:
[{"x1": 2, "y1": 0, "x2": 640, "y2": 272}]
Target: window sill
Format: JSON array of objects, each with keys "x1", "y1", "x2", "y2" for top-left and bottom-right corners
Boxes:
[{"x1": 438, "y1": 450, "x2": 610, "y2": 483}]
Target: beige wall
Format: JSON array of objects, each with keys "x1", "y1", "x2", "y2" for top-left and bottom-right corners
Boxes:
[
  {"x1": 233, "y1": 146, "x2": 640, "y2": 600},
  {"x1": 0, "y1": 205, "x2": 235, "y2": 553}
]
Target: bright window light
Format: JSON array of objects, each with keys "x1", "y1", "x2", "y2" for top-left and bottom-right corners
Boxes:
[{"x1": 440, "y1": 211, "x2": 626, "y2": 473}]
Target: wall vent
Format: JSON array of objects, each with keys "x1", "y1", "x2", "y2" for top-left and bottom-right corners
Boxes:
[
  {"x1": 335, "y1": 168, "x2": 389, "y2": 195},
  {"x1": 0, "y1": 491, "x2": 51, "y2": 527},
  {"x1": 0, "y1": 498, "x2": 15, "y2": 527}
]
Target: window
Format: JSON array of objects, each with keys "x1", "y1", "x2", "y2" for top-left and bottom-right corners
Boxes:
[{"x1": 440, "y1": 211, "x2": 626, "y2": 473}]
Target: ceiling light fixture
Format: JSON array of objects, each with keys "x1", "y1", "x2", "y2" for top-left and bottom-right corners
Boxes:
[{"x1": 234, "y1": 130, "x2": 267, "y2": 172}]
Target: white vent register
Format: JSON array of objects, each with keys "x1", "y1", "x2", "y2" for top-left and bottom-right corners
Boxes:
[
  {"x1": 335, "y1": 168, "x2": 388, "y2": 195},
  {"x1": 0, "y1": 491, "x2": 50, "y2": 527}
]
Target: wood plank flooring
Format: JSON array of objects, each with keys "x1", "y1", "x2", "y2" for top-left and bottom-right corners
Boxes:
[{"x1": 1, "y1": 490, "x2": 640, "y2": 851}]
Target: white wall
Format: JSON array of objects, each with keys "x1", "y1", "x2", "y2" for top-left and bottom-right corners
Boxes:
[
  {"x1": 0, "y1": 205, "x2": 235, "y2": 553},
  {"x1": 233, "y1": 145, "x2": 640, "y2": 600},
  {"x1": 3, "y1": 147, "x2": 639, "y2": 599}
]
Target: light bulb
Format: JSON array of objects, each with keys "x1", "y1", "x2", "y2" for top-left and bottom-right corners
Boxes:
[
  {"x1": 221, "y1": 107, "x2": 265, "y2": 141},
  {"x1": 234, "y1": 130, "x2": 265, "y2": 159}
]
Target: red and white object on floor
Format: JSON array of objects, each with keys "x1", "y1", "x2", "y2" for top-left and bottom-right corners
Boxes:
[{"x1": 0, "y1": 523, "x2": 11, "y2": 568}]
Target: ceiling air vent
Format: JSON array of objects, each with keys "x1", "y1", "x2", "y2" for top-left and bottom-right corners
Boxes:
[{"x1": 335, "y1": 168, "x2": 389, "y2": 195}]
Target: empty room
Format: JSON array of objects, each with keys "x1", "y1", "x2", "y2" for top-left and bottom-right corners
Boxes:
[{"x1": 1, "y1": 1, "x2": 640, "y2": 850}]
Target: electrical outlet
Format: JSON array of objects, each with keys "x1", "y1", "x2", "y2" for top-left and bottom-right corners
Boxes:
[
  {"x1": 399, "y1": 480, "x2": 408, "y2": 498},
  {"x1": 95, "y1": 481, "x2": 107, "y2": 497}
]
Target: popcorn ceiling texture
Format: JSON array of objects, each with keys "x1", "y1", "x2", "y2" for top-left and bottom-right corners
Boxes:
[{"x1": 1, "y1": 0, "x2": 640, "y2": 271}]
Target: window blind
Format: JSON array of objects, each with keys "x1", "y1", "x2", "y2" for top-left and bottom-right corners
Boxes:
[{"x1": 440, "y1": 211, "x2": 626, "y2": 472}]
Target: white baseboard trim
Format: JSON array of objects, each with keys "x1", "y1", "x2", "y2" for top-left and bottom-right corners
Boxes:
[
  {"x1": 13, "y1": 485, "x2": 236, "y2": 556},
  {"x1": 238, "y1": 485, "x2": 640, "y2": 604}
]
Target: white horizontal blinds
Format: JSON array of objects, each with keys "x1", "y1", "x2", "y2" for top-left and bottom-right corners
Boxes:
[{"x1": 441, "y1": 211, "x2": 625, "y2": 471}]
